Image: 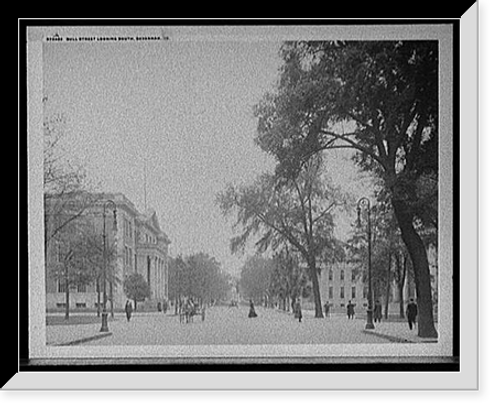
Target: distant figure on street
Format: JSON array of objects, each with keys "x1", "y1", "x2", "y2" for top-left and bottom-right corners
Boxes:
[
  {"x1": 347, "y1": 300, "x2": 355, "y2": 319},
  {"x1": 294, "y1": 299, "x2": 303, "y2": 322},
  {"x1": 406, "y1": 298, "x2": 418, "y2": 330},
  {"x1": 248, "y1": 299, "x2": 258, "y2": 318},
  {"x1": 125, "y1": 300, "x2": 133, "y2": 322},
  {"x1": 324, "y1": 301, "x2": 330, "y2": 318},
  {"x1": 162, "y1": 301, "x2": 168, "y2": 313},
  {"x1": 373, "y1": 300, "x2": 383, "y2": 323}
]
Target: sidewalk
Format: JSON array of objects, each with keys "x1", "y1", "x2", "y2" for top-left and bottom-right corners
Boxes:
[
  {"x1": 46, "y1": 313, "x2": 130, "y2": 346},
  {"x1": 46, "y1": 311, "x2": 181, "y2": 346},
  {"x1": 46, "y1": 321, "x2": 113, "y2": 346},
  {"x1": 46, "y1": 310, "x2": 437, "y2": 346},
  {"x1": 277, "y1": 308, "x2": 438, "y2": 344},
  {"x1": 362, "y1": 321, "x2": 438, "y2": 343}
]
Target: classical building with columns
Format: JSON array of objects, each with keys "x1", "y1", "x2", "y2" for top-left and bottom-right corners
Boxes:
[{"x1": 45, "y1": 192, "x2": 171, "y2": 311}]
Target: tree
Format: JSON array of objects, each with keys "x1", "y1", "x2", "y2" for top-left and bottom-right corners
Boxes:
[
  {"x1": 168, "y1": 255, "x2": 187, "y2": 313},
  {"x1": 218, "y1": 156, "x2": 349, "y2": 317},
  {"x1": 239, "y1": 255, "x2": 274, "y2": 304},
  {"x1": 48, "y1": 216, "x2": 117, "y2": 318},
  {"x1": 70, "y1": 223, "x2": 118, "y2": 316},
  {"x1": 49, "y1": 215, "x2": 108, "y2": 319},
  {"x1": 269, "y1": 250, "x2": 305, "y2": 312},
  {"x1": 184, "y1": 253, "x2": 226, "y2": 305},
  {"x1": 394, "y1": 249, "x2": 411, "y2": 318},
  {"x1": 123, "y1": 273, "x2": 151, "y2": 310},
  {"x1": 168, "y1": 254, "x2": 231, "y2": 309},
  {"x1": 43, "y1": 105, "x2": 101, "y2": 258},
  {"x1": 253, "y1": 41, "x2": 439, "y2": 337}
]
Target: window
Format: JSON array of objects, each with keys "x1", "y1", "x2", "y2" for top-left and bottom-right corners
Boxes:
[
  {"x1": 328, "y1": 270, "x2": 333, "y2": 281},
  {"x1": 340, "y1": 270, "x2": 344, "y2": 281},
  {"x1": 58, "y1": 279, "x2": 65, "y2": 293},
  {"x1": 77, "y1": 283, "x2": 86, "y2": 293},
  {"x1": 340, "y1": 286, "x2": 344, "y2": 299},
  {"x1": 76, "y1": 303, "x2": 86, "y2": 308},
  {"x1": 352, "y1": 286, "x2": 356, "y2": 299},
  {"x1": 352, "y1": 270, "x2": 356, "y2": 282},
  {"x1": 56, "y1": 303, "x2": 66, "y2": 308},
  {"x1": 329, "y1": 286, "x2": 333, "y2": 299},
  {"x1": 363, "y1": 287, "x2": 368, "y2": 299}
]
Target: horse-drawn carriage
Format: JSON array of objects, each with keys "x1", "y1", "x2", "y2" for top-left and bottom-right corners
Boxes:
[{"x1": 179, "y1": 301, "x2": 205, "y2": 323}]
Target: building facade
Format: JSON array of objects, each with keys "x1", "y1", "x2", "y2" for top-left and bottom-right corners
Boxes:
[
  {"x1": 313, "y1": 250, "x2": 435, "y2": 316},
  {"x1": 313, "y1": 262, "x2": 367, "y2": 313},
  {"x1": 45, "y1": 193, "x2": 171, "y2": 311}
]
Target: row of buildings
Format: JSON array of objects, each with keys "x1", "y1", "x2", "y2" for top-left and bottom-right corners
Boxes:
[
  {"x1": 312, "y1": 237, "x2": 437, "y2": 314},
  {"x1": 313, "y1": 262, "x2": 421, "y2": 314},
  {"x1": 44, "y1": 192, "x2": 436, "y2": 315},
  {"x1": 45, "y1": 192, "x2": 170, "y2": 312}
]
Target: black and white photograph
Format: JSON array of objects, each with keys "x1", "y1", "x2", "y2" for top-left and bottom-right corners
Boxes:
[{"x1": 15, "y1": 14, "x2": 481, "y2": 392}]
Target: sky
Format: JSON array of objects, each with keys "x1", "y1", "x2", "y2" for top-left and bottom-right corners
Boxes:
[{"x1": 43, "y1": 37, "x2": 372, "y2": 277}]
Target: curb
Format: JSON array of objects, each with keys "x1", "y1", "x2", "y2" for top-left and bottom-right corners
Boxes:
[
  {"x1": 363, "y1": 329, "x2": 416, "y2": 343},
  {"x1": 55, "y1": 332, "x2": 113, "y2": 346},
  {"x1": 363, "y1": 330, "x2": 439, "y2": 344}
]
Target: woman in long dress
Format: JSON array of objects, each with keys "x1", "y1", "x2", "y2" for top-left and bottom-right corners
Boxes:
[
  {"x1": 248, "y1": 299, "x2": 258, "y2": 318},
  {"x1": 294, "y1": 299, "x2": 303, "y2": 322}
]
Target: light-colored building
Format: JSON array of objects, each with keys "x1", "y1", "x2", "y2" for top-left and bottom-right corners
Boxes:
[
  {"x1": 45, "y1": 192, "x2": 171, "y2": 311},
  {"x1": 314, "y1": 262, "x2": 368, "y2": 313},
  {"x1": 315, "y1": 249, "x2": 435, "y2": 316}
]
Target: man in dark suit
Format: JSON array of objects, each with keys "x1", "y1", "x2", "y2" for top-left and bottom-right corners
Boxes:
[{"x1": 406, "y1": 298, "x2": 418, "y2": 330}]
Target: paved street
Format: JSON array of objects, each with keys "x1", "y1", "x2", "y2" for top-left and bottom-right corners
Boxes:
[{"x1": 45, "y1": 306, "x2": 429, "y2": 346}]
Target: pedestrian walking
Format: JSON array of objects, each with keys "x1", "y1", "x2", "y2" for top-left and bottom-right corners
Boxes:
[
  {"x1": 324, "y1": 301, "x2": 330, "y2": 318},
  {"x1": 406, "y1": 298, "x2": 418, "y2": 330},
  {"x1": 125, "y1": 300, "x2": 133, "y2": 322},
  {"x1": 373, "y1": 300, "x2": 383, "y2": 323},
  {"x1": 248, "y1": 299, "x2": 258, "y2": 318},
  {"x1": 294, "y1": 299, "x2": 303, "y2": 322},
  {"x1": 347, "y1": 300, "x2": 355, "y2": 319}
]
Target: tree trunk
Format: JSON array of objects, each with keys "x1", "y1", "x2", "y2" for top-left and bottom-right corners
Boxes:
[
  {"x1": 392, "y1": 200, "x2": 438, "y2": 338},
  {"x1": 109, "y1": 280, "x2": 114, "y2": 318},
  {"x1": 394, "y1": 253, "x2": 403, "y2": 318},
  {"x1": 399, "y1": 254, "x2": 408, "y2": 318},
  {"x1": 65, "y1": 264, "x2": 70, "y2": 320},
  {"x1": 384, "y1": 253, "x2": 391, "y2": 320},
  {"x1": 308, "y1": 257, "x2": 323, "y2": 318},
  {"x1": 96, "y1": 278, "x2": 101, "y2": 317},
  {"x1": 397, "y1": 256, "x2": 406, "y2": 319}
]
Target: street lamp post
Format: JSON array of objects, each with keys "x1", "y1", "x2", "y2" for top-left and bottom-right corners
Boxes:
[
  {"x1": 100, "y1": 199, "x2": 117, "y2": 333},
  {"x1": 357, "y1": 197, "x2": 375, "y2": 330}
]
